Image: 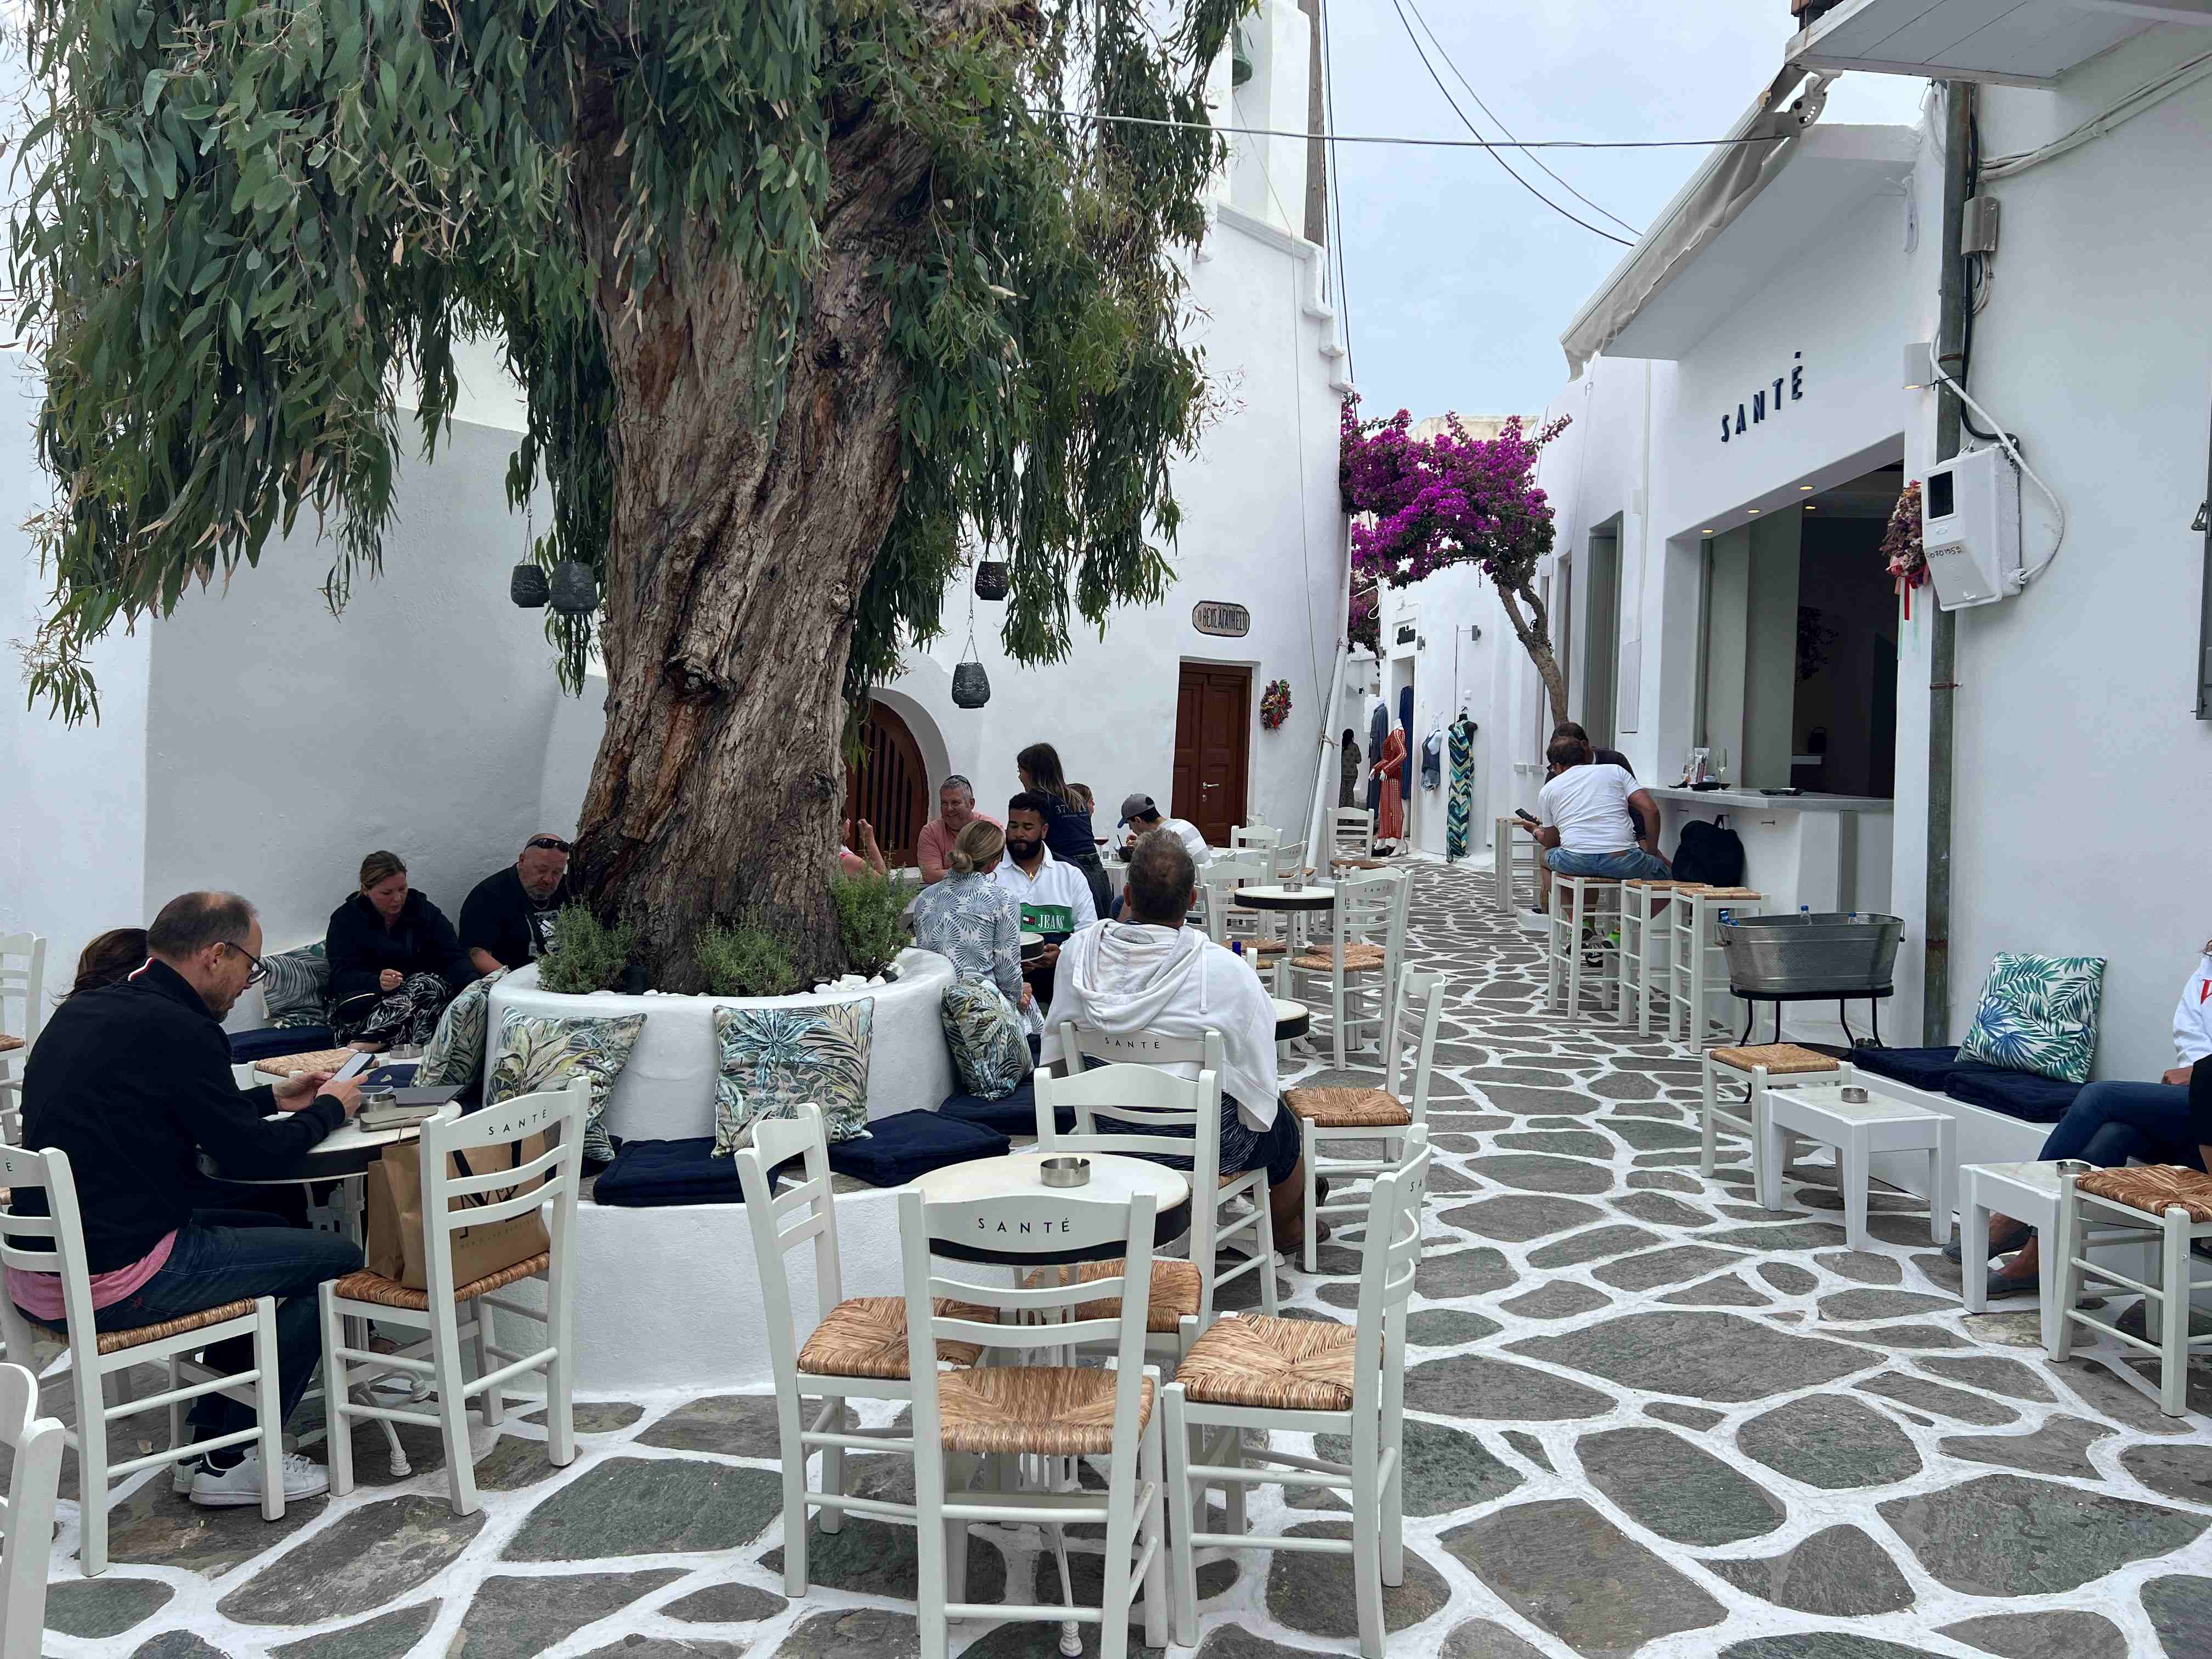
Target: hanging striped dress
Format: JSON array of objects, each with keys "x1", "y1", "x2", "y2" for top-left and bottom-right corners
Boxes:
[{"x1": 1446, "y1": 721, "x2": 1474, "y2": 860}]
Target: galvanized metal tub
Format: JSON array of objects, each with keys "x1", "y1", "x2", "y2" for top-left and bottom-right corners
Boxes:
[{"x1": 1719, "y1": 912, "x2": 1904, "y2": 996}]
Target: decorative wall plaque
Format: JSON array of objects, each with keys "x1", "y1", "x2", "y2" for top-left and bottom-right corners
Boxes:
[{"x1": 1193, "y1": 601, "x2": 1250, "y2": 637}]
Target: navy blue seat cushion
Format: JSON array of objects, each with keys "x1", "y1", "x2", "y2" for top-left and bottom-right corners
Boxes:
[
  {"x1": 1942, "y1": 1063, "x2": 2082, "y2": 1126},
  {"x1": 826, "y1": 1110, "x2": 1009, "y2": 1188},
  {"x1": 939, "y1": 1079, "x2": 1075, "y2": 1138},
  {"x1": 591, "y1": 1137, "x2": 745, "y2": 1208},
  {"x1": 229, "y1": 1025, "x2": 335, "y2": 1062},
  {"x1": 1852, "y1": 1046, "x2": 1965, "y2": 1093}
]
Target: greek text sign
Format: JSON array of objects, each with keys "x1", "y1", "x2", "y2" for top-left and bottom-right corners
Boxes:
[{"x1": 1193, "y1": 601, "x2": 1251, "y2": 637}]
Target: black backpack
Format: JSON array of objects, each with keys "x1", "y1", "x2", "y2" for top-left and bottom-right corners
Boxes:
[{"x1": 1671, "y1": 819, "x2": 1746, "y2": 887}]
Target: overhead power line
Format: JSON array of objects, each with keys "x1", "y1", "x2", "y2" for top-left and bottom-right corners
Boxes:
[
  {"x1": 1397, "y1": 0, "x2": 1641, "y2": 237},
  {"x1": 1036, "y1": 108, "x2": 1786, "y2": 155},
  {"x1": 1385, "y1": 0, "x2": 1634, "y2": 247}
]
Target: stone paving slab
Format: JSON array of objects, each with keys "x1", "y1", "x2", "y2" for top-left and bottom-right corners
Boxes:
[{"x1": 34, "y1": 862, "x2": 2212, "y2": 1659}]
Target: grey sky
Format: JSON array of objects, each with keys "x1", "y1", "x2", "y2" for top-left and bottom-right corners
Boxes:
[{"x1": 1321, "y1": 0, "x2": 1927, "y2": 420}]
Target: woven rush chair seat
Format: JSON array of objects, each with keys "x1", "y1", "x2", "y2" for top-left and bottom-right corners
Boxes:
[
  {"x1": 1622, "y1": 878, "x2": 1690, "y2": 891},
  {"x1": 1692, "y1": 887, "x2": 1764, "y2": 901},
  {"x1": 1709, "y1": 1043, "x2": 1840, "y2": 1076},
  {"x1": 253, "y1": 1047, "x2": 357, "y2": 1078},
  {"x1": 2079, "y1": 1166, "x2": 2212, "y2": 1224},
  {"x1": 94, "y1": 1297, "x2": 258, "y2": 1357},
  {"x1": 1288, "y1": 943, "x2": 1387, "y2": 973},
  {"x1": 936, "y1": 1364, "x2": 1154, "y2": 1457},
  {"x1": 795, "y1": 1295, "x2": 997, "y2": 1380},
  {"x1": 1283, "y1": 1086, "x2": 1412, "y2": 1128},
  {"x1": 330, "y1": 1253, "x2": 550, "y2": 1313},
  {"x1": 1176, "y1": 1313, "x2": 1357, "y2": 1412},
  {"x1": 0, "y1": 1034, "x2": 22, "y2": 1054},
  {"x1": 1023, "y1": 1258, "x2": 1203, "y2": 1335}
]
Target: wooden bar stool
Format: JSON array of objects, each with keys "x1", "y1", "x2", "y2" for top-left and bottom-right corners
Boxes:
[
  {"x1": 1618, "y1": 881, "x2": 1691, "y2": 1034},
  {"x1": 1699, "y1": 1043, "x2": 1842, "y2": 1177},
  {"x1": 1545, "y1": 875, "x2": 1622, "y2": 1022},
  {"x1": 1492, "y1": 819, "x2": 1541, "y2": 918},
  {"x1": 1667, "y1": 887, "x2": 1765, "y2": 1048},
  {"x1": 2050, "y1": 1165, "x2": 2212, "y2": 1415}
]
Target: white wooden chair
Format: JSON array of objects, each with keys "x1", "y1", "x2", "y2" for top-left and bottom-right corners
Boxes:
[
  {"x1": 1229, "y1": 825, "x2": 1280, "y2": 858},
  {"x1": 1162, "y1": 1132, "x2": 1430, "y2": 1659},
  {"x1": 1329, "y1": 808, "x2": 1374, "y2": 860},
  {"x1": 1, "y1": 1359, "x2": 63, "y2": 1652},
  {"x1": 0, "y1": 1145, "x2": 284, "y2": 1575},
  {"x1": 0, "y1": 933, "x2": 48, "y2": 1144},
  {"x1": 2050, "y1": 1164, "x2": 2212, "y2": 1416},
  {"x1": 729, "y1": 1102, "x2": 991, "y2": 1595},
  {"x1": 1199, "y1": 859, "x2": 1284, "y2": 985},
  {"x1": 319, "y1": 1080, "x2": 586, "y2": 1516},
  {"x1": 1049, "y1": 1025, "x2": 1277, "y2": 1327},
  {"x1": 1284, "y1": 868, "x2": 1409, "y2": 1072},
  {"x1": 899, "y1": 1184, "x2": 1168, "y2": 1659},
  {"x1": 1282, "y1": 967, "x2": 1443, "y2": 1272},
  {"x1": 1269, "y1": 839, "x2": 1311, "y2": 883}
]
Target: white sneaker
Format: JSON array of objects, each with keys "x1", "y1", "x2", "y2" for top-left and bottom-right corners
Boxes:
[{"x1": 189, "y1": 1448, "x2": 331, "y2": 1508}]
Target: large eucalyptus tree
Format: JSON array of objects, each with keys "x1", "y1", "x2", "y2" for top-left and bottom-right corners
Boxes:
[{"x1": 11, "y1": 0, "x2": 1234, "y2": 985}]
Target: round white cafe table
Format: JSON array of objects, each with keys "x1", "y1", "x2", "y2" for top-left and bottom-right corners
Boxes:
[
  {"x1": 1271, "y1": 997, "x2": 1311, "y2": 1042},
  {"x1": 912, "y1": 1150, "x2": 1192, "y2": 1266},
  {"x1": 199, "y1": 1115, "x2": 424, "y2": 1184},
  {"x1": 1235, "y1": 884, "x2": 1336, "y2": 913}
]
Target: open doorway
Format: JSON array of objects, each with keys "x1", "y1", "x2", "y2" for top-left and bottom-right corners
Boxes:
[{"x1": 1579, "y1": 517, "x2": 1622, "y2": 749}]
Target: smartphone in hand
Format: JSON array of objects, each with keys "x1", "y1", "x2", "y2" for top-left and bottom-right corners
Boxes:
[{"x1": 1514, "y1": 808, "x2": 1540, "y2": 825}]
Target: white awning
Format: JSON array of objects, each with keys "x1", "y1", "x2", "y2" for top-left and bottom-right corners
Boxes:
[{"x1": 1791, "y1": 0, "x2": 2200, "y2": 89}]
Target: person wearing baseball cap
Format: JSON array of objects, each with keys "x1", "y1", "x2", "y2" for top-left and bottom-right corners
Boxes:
[{"x1": 1116, "y1": 793, "x2": 1211, "y2": 870}]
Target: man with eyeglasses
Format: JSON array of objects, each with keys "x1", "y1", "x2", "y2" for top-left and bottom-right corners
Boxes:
[
  {"x1": 8, "y1": 891, "x2": 365, "y2": 1508},
  {"x1": 459, "y1": 833, "x2": 574, "y2": 976}
]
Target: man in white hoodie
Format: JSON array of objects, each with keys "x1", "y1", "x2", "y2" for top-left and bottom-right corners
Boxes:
[{"x1": 1041, "y1": 829, "x2": 1317, "y2": 1250}]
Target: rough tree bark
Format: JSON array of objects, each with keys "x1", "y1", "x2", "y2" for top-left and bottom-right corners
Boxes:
[
  {"x1": 1496, "y1": 580, "x2": 1569, "y2": 730},
  {"x1": 566, "y1": 97, "x2": 935, "y2": 990}
]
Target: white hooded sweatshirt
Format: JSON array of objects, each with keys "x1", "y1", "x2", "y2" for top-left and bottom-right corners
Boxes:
[
  {"x1": 1042, "y1": 921, "x2": 1279, "y2": 1132},
  {"x1": 2174, "y1": 954, "x2": 2212, "y2": 1067}
]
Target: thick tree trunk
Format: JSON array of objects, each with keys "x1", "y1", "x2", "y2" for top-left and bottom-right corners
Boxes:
[
  {"x1": 1496, "y1": 580, "x2": 1569, "y2": 730},
  {"x1": 564, "y1": 106, "x2": 933, "y2": 991}
]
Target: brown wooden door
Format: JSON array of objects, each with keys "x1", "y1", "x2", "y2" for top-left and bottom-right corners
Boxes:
[
  {"x1": 844, "y1": 701, "x2": 928, "y2": 868},
  {"x1": 1171, "y1": 665, "x2": 1251, "y2": 848}
]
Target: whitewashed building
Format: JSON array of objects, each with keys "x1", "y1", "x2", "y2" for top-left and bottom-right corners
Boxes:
[
  {"x1": 1419, "y1": 18, "x2": 2212, "y2": 1073},
  {"x1": 0, "y1": 1, "x2": 1350, "y2": 980}
]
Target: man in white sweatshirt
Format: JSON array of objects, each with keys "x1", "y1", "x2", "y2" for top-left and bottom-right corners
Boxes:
[{"x1": 1041, "y1": 828, "x2": 1316, "y2": 1251}]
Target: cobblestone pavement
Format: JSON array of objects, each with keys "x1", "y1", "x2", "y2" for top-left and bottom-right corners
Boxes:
[{"x1": 28, "y1": 862, "x2": 2212, "y2": 1657}]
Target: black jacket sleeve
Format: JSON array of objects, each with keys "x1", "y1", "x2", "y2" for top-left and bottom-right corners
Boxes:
[
  {"x1": 325, "y1": 899, "x2": 383, "y2": 1005},
  {"x1": 457, "y1": 874, "x2": 510, "y2": 964},
  {"x1": 182, "y1": 1026, "x2": 347, "y2": 1178},
  {"x1": 416, "y1": 898, "x2": 475, "y2": 991}
]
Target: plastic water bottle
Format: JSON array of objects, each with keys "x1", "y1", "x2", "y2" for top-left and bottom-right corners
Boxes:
[{"x1": 1231, "y1": 940, "x2": 1244, "y2": 958}]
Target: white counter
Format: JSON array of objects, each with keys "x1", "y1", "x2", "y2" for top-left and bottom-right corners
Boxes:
[
  {"x1": 1646, "y1": 787, "x2": 1894, "y2": 816},
  {"x1": 1650, "y1": 787, "x2": 1894, "y2": 916}
]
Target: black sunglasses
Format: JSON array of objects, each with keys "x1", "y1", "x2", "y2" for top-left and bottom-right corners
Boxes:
[
  {"x1": 220, "y1": 941, "x2": 270, "y2": 985},
  {"x1": 526, "y1": 837, "x2": 571, "y2": 854}
]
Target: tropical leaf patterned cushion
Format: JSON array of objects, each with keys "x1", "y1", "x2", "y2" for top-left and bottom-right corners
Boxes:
[
  {"x1": 713, "y1": 1000, "x2": 874, "y2": 1154},
  {"x1": 262, "y1": 943, "x2": 330, "y2": 1024},
  {"x1": 486, "y1": 1007, "x2": 647, "y2": 1164},
  {"x1": 418, "y1": 968, "x2": 510, "y2": 1088},
  {"x1": 1958, "y1": 953, "x2": 2107, "y2": 1084},
  {"x1": 940, "y1": 978, "x2": 1028, "y2": 1101}
]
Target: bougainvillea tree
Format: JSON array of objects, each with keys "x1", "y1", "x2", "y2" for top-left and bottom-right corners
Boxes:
[
  {"x1": 9, "y1": 0, "x2": 1239, "y2": 986},
  {"x1": 1339, "y1": 401, "x2": 1571, "y2": 724}
]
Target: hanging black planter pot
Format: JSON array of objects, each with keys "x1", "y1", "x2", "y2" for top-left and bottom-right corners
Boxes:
[
  {"x1": 549, "y1": 560, "x2": 599, "y2": 615},
  {"x1": 510, "y1": 564, "x2": 549, "y2": 608},
  {"x1": 952, "y1": 661, "x2": 991, "y2": 708},
  {"x1": 973, "y1": 560, "x2": 1009, "y2": 601}
]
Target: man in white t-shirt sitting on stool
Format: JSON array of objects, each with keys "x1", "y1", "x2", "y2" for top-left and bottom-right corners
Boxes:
[{"x1": 1531, "y1": 735, "x2": 1669, "y2": 922}]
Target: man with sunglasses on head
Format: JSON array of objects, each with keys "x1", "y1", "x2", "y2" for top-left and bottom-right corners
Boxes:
[
  {"x1": 8, "y1": 891, "x2": 364, "y2": 1508},
  {"x1": 460, "y1": 832, "x2": 574, "y2": 976}
]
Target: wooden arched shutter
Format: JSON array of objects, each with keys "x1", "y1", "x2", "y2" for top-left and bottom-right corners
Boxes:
[{"x1": 844, "y1": 702, "x2": 929, "y2": 869}]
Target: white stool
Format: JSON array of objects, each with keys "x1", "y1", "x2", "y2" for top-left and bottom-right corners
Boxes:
[
  {"x1": 1700, "y1": 1043, "x2": 1841, "y2": 1178},
  {"x1": 1757, "y1": 1064, "x2": 1953, "y2": 1252},
  {"x1": 1493, "y1": 818, "x2": 1542, "y2": 917},
  {"x1": 2051, "y1": 1165, "x2": 2212, "y2": 1416},
  {"x1": 1667, "y1": 887, "x2": 1764, "y2": 1048},
  {"x1": 1546, "y1": 876, "x2": 1621, "y2": 1022},
  {"x1": 1961, "y1": 1161, "x2": 2148, "y2": 1352},
  {"x1": 1620, "y1": 881, "x2": 1690, "y2": 1034}
]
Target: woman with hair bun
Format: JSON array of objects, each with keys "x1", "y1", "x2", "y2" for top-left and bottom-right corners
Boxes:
[
  {"x1": 912, "y1": 817, "x2": 1032, "y2": 1018},
  {"x1": 326, "y1": 851, "x2": 473, "y2": 1047}
]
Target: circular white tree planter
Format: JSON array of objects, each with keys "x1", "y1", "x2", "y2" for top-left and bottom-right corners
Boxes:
[{"x1": 489, "y1": 947, "x2": 955, "y2": 1142}]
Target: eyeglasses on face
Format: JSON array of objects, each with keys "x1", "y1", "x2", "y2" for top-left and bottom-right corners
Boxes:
[
  {"x1": 526, "y1": 837, "x2": 572, "y2": 854},
  {"x1": 220, "y1": 941, "x2": 270, "y2": 985}
]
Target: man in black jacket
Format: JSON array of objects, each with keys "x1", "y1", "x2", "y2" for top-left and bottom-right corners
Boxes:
[
  {"x1": 12, "y1": 891, "x2": 365, "y2": 1508},
  {"x1": 459, "y1": 833, "x2": 573, "y2": 974}
]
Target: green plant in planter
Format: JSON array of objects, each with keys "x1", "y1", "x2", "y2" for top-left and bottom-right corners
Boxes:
[
  {"x1": 539, "y1": 907, "x2": 638, "y2": 996},
  {"x1": 832, "y1": 876, "x2": 910, "y2": 980},
  {"x1": 696, "y1": 917, "x2": 804, "y2": 999}
]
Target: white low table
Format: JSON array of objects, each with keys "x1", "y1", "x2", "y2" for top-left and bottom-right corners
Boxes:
[
  {"x1": 1960, "y1": 1160, "x2": 2152, "y2": 1349},
  {"x1": 1759, "y1": 1077, "x2": 1954, "y2": 1252}
]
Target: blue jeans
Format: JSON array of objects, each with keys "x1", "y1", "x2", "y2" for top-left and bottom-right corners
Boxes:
[
  {"x1": 26, "y1": 1210, "x2": 360, "y2": 1440},
  {"x1": 1544, "y1": 846, "x2": 1671, "y2": 880},
  {"x1": 2039, "y1": 1081, "x2": 2205, "y2": 1172}
]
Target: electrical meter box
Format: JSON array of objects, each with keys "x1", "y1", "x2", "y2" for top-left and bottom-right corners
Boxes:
[{"x1": 1921, "y1": 444, "x2": 2020, "y2": 610}]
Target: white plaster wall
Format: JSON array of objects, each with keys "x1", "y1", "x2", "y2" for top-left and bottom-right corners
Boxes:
[
  {"x1": 0, "y1": 351, "x2": 153, "y2": 993},
  {"x1": 141, "y1": 416, "x2": 568, "y2": 955},
  {"x1": 885, "y1": 206, "x2": 1347, "y2": 853},
  {"x1": 1933, "y1": 33, "x2": 2212, "y2": 1075}
]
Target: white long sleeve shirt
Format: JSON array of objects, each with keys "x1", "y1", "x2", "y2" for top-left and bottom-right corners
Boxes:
[{"x1": 989, "y1": 847, "x2": 1097, "y2": 935}]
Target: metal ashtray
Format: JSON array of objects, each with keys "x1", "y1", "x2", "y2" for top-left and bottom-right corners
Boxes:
[
  {"x1": 1839, "y1": 1086, "x2": 1869, "y2": 1104},
  {"x1": 360, "y1": 1087, "x2": 398, "y2": 1112},
  {"x1": 1039, "y1": 1156, "x2": 1092, "y2": 1188},
  {"x1": 2052, "y1": 1159, "x2": 2096, "y2": 1177}
]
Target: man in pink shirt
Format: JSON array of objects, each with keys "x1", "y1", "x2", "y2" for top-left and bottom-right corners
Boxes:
[{"x1": 916, "y1": 775, "x2": 1001, "y2": 884}]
